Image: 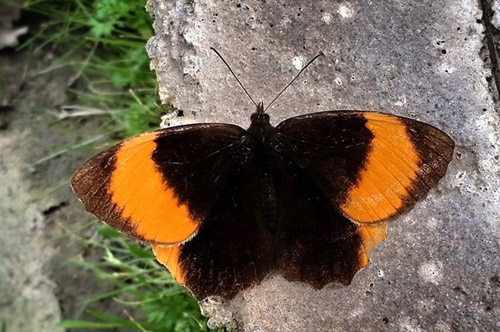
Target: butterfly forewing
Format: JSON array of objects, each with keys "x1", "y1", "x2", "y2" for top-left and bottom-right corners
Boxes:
[
  {"x1": 71, "y1": 124, "x2": 245, "y2": 245},
  {"x1": 276, "y1": 111, "x2": 454, "y2": 224}
]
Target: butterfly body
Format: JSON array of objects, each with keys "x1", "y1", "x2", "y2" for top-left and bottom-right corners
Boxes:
[{"x1": 72, "y1": 107, "x2": 454, "y2": 299}]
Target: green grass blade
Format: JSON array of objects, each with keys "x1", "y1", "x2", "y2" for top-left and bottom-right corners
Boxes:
[
  {"x1": 85, "y1": 36, "x2": 147, "y2": 47},
  {"x1": 59, "y1": 320, "x2": 123, "y2": 329}
]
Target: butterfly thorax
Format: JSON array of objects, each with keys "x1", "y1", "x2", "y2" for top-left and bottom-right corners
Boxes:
[
  {"x1": 247, "y1": 116, "x2": 275, "y2": 137},
  {"x1": 247, "y1": 105, "x2": 277, "y2": 147}
]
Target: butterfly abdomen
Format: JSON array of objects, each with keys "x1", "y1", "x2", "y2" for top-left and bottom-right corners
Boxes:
[{"x1": 253, "y1": 145, "x2": 280, "y2": 234}]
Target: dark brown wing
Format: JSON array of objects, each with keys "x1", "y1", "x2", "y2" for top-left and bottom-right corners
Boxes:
[
  {"x1": 276, "y1": 111, "x2": 454, "y2": 223},
  {"x1": 71, "y1": 124, "x2": 246, "y2": 245},
  {"x1": 272, "y1": 151, "x2": 387, "y2": 288},
  {"x1": 154, "y1": 149, "x2": 275, "y2": 299}
]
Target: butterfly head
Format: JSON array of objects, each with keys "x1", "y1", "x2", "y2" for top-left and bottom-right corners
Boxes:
[
  {"x1": 250, "y1": 102, "x2": 270, "y2": 121},
  {"x1": 248, "y1": 102, "x2": 275, "y2": 141},
  {"x1": 250, "y1": 101, "x2": 269, "y2": 117}
]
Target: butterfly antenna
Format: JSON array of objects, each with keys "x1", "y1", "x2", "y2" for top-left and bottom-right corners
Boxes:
[
  {"x1": 210, "y1": 47, "x2": 258, "y2": 108},
  {"x1": 264, "y1": 52, "x2": 324, "y2": 112}
]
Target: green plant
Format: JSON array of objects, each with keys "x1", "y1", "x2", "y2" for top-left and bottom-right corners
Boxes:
[
  {"x1": 16, "y1": 0, "x2": 218, "y2": 330},
  {"x1": 60, "y1": 225, "x2": 213, "y2": 332},
  {"x1": 20, "y1": 0, "x2": 167, "y2": 137}
]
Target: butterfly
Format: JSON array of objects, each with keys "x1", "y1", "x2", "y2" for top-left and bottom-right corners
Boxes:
[{"x1": 71, "y1": 50, "x2": 454, "y2": 300}]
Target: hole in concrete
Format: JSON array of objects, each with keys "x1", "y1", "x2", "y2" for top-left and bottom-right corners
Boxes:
[{"x1": 489, "y1": 275, "x2": 500, "y2": 287}]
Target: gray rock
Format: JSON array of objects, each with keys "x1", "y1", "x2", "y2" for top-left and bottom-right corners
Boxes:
[
  {"x1": 146, "y1": 0, "x2": 500, "y2": 331},
  {"x1": 493, "y1": 0, "x2": 500, "y2": 29},
  {"x1": 0, "y1": 26, "x2": 28, "y2": 49}
]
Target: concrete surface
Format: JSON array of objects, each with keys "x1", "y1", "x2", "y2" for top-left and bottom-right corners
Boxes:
[
  {"x1": 146, "y1": 0, "x2": 500, "y2": 331},
  {"x1": 493, "y1": 0, "x2": 500, "y2": 29}
]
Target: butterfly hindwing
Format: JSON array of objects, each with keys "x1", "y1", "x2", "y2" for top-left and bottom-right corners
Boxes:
[
  {"x1": 155, "y1": 150, "x2": 275, "y2": 299},
  {"x1": 272, "y1": 152, "x2": 388, "y2": 287},
  {"x1": 276, "y1": 111, "x2": 454, "y2": 224},
  {"x1": 71, "y1": 124, "x2": 245, "y2": 245}
]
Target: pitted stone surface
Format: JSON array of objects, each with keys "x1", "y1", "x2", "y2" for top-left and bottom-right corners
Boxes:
[
  {"x1": 147, "y1": 0, "x2": 499, "y2": 331},
  {"x1": 493, "y1": 0, "x2": 500, "y2": 29}
]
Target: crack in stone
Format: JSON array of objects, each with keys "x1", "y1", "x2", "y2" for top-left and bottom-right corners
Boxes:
[{"x1": 480, "y1": 0, "x2": 500, "y2": 102}]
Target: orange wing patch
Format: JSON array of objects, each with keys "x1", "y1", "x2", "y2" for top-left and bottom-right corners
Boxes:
[
  {"x1": 357, "y1": 222, "x2": 388, "y2": 267},
  {"x1": 153, "y1": 245, "x2": 186, "y2": 284},
  {"x1": 341, "y1": 112, "x2": 420, "y2": 223},
  {"x1": 110, "y1": 132, "x2": 199, "y2": 244}
]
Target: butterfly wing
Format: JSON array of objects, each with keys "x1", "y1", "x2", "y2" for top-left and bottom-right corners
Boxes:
[
  {"x1": 272, "y1": 153, "x2": 388, "y2": 287},
  {"x1": 154, "y1": 150, "x2": 275, "y2": 299},
  {"x1": 71, "y1": 124, "x2": 246, "y2": 245},
  {"x1": 276, "y1": 111, "x2": 454, "y2": 224}
]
